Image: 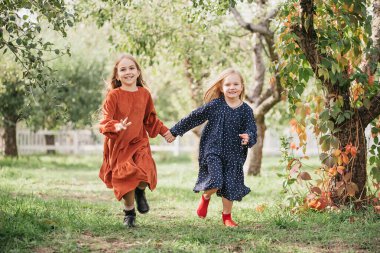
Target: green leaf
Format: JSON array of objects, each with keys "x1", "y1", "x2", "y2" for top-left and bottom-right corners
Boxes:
[
  {"x1": 337, "y1": 114, "x2": 345, "y2": 124},
  {"x1": 369, "y1": 166, "x2": 380, "y2": 182},
  {"x1": 320, "y1": 109, "x2": 330, "y2": 121},
  {"x1": 326, "y1": 120, "x2": 334, "y2": 131},
  {"x1": 321, "y1": 138, "x2": 331, "y2": 152},
  {"x1": 369, "y1": 156, "x2": 376, "y2": 165},
  {"x1": 330, "y1": 136, "x2": 339, "y2": 149}
]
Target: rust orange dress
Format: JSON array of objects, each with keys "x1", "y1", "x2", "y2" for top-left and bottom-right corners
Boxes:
[{"x1": 99, "y1": 86, "x2": 168, "y2": 200}]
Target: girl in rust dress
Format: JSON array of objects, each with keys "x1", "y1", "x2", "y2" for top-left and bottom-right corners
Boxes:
[{"x1": 99, "y1": 54, "x2": 174, "y2": 227}]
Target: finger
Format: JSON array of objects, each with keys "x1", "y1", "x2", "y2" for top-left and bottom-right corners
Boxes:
[{"x1": 126, "y1": 122, "x2": 132, "y2": 127}]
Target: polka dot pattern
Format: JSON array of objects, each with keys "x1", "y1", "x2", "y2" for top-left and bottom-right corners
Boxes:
[{"x1": 171, "y1": 96, "x2": 257, "y2": 201}]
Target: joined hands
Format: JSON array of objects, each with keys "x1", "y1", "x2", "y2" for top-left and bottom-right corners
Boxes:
[{"x1": 163, "y1": 130, "x2": 176, "y2": 143}]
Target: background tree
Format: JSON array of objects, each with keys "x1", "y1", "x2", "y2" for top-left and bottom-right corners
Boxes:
[
  {"x1": 24, "y1": 23, "x2": 109, "y2": 152},
  {"x1": 0, "y1": 59, "x2": 26, "y2": 157},
  {"x1": 228, "y1": 2, "x2": 284, "y2": 175},
  {"x1": 0, "y1": 0, "x2": 75, "y2": 85},
  {"x1": 0, "y1": 22, "x2": 109, "y2": 156},
  {"x1": 276, "y1": 0, "x2": 380, "y2": 203}
]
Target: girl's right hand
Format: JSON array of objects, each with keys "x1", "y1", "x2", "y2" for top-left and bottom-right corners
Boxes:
[{"x1": 115, "y1": 117, "x2": 132, "y2": 132}]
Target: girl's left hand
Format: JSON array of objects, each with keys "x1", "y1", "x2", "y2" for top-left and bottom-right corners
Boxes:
[
  {"x1": 239, "y1": 133, "x2": 249, "y2": 146},
  {"x1": 163, "y1": 130, "x2": 176, "y2": 143}
]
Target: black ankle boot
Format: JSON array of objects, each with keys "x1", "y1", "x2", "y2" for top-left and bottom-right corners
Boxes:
[
  {"x1": 135, "y1": 187, "x2": 150, "y2": 214},
  {"x1": 123, "y1": 208, "x2": 136, "y2": 227}
]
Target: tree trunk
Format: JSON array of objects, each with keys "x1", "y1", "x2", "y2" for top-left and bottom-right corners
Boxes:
[
  {"x1": 247, "y1": 114, "x2": 266, "y2": 175},
  {"x1": 3, "y1": 117, "x2": 18, "y2": 157},
  {"x1": 44, "y1": 134, "x2": 56, "y2": 154},
  {"x1": 335, "y1": 116, "x2": 367, "y2": 201}
]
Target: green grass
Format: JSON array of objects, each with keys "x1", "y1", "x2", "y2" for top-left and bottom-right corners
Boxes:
[{"x1": 0, "y1": 154, "x2": 379, "y2": 252}]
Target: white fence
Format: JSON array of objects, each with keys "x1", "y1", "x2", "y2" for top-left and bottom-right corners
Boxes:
[
  {"x1": 0, "y1": 127, "x2": 322, "y2": 156},
  {"x1": 0, "y1": 126, "x2": 374, "y2": 156}
]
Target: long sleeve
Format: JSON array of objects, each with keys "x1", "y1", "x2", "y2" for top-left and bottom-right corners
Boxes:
[
  {"x1": 144, "y1": 93, "x2": 168, "y2": 138},
  {"x1": 99, "y1": 92, "x2": 120, "y2": 139},
  {"x1": 245, "y1": 107, "x2": 257, "y2": 148},
  {"x1": 170, "y1": 101, "x2": 213, "y2": 137}
]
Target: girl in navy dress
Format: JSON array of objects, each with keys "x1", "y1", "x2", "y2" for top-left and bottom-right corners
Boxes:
[{"x1": 167, "y1": 68, "x2": 257, "y2": 227}]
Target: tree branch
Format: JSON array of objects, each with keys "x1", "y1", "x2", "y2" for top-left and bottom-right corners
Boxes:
[
  {"x1": 229, "y1": 7, "x2": 272, "y2": 35},
  {"x1": 184, "y1": 58, "x2": 203, "y2": 107},
  {"x1": 248, "y1": 34, "x2": 266, "y2": 102},
  {"x1": 254, "y1": 87, "x2": 281, "y2": 116}
]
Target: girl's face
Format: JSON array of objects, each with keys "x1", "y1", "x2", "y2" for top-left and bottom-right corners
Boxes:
[
  {"x1": 221, "y1": 73, "x2": 243, "y2": 100},
  {"x1": 117, "y1": 58, "x2": 140, "y2": 86}
]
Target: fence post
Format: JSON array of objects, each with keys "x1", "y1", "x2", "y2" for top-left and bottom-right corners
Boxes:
[
  {"x1": 72, "y1": 131, "x2": 79, "y2": 154},
  {"x1": 173, "y1": 138, "x2": 180, "y2": 156}
]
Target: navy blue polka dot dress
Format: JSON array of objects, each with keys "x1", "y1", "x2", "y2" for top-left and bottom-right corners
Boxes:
[{"x1": 170, "y1": 96, "x2": 257, "y2": 201}]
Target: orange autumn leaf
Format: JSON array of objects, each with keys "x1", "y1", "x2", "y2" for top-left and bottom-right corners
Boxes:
[
  {"x1": 341, "y1": 153, "x2": 350, "y2": 165},
  {"x1": 311, "y1": 186, "x2": 322, "y2": 195},
  {"x1": 350, "y1": 146, "x2": 357, "y2": 157},
  {"x1": 368, "y1": 75, "x2": 375, "y2": 86},
  {"x1": 337, "y1": 166, "x2": 345, "y2": 175},
  {"x1": 345, "y1": 143, "x2": 352, "y2": 154},
  {"x1": 307, "y1": 197, "x2": 328, "y2": 211},
  {"x1": 333, "y1": 149, "x2": 342, "y2": 157},
  {"x1": 346, "y1": 182, "x2": 359, "y2": 197},
  {"x1": 299, "y1": 171, "x2": 312, "y2": 180},
  {"x1": 328, "y1": 167, "x2": 337, "y2": 177},
  {"x1": 290, "y1": 142, "x2": 298, "y2": 150},
  {"x1": 255, "y1": 204, "x2": 266, "y2": 213}
]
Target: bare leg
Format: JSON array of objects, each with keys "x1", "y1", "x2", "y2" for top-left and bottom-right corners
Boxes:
[
  {"x1": 122, "y1": 190, "x2": 135, "y2": 209},
  {"x1": 221, "y1": 197, "x2": 237, "y2": 227},
  {"x1": 222, "y1": 197, "x2": 233, "y2": 214},
  {"x1": 137, "y1": 181, "x2": 148, "y2": 190},
  {"x1": 122, "y1": 190, "x2": 136, "y2": 227},
  {"x1": 203, "y1": 188, "x2": 218, "y2": 199}
]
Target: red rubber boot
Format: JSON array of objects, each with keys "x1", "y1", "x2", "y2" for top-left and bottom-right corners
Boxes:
[
  {"x1": 222, "y1": 213, "x2": 238, "y2": 227},
  {"x1": 196, "y1": 195, "x2": 210, "y2": 218}
]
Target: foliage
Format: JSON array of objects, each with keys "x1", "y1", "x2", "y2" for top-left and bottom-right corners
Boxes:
[
  {"x1": 0, "y1": 57, "x2": 26, "y2": 126},
  {"x1": 0, "y1": 0, "x2": 75, "y2": 86},
  {"x1": 80, "y1": 0, "x2": 252, "y2": 107},
  {"x1": 22, "y1": 23, "x2": 109, "y2": 130},
  {"x1": 274, "y1": 0, "x2": 380, "y2": 205}
]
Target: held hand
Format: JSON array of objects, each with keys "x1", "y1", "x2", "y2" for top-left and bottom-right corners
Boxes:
[
  {"x1": 163, "y1": 130, "x2": 176, "y2": 143},
  {"x1": 115, "y1": 117, "x2": 132, "y2": 132},
  {"x1": 239, "y1": 133, "x2": 249, "y2": 146}
]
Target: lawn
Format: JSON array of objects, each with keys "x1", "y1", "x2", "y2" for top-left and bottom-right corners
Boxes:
[{"x1": 0, "y1": 154, "x2": 379, "y2": 252}]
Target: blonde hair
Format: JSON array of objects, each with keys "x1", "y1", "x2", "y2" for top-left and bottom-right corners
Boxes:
[
  {"x1": 203, "y1": 68, "x2": 245, "y2": 103},
  {"x1": 108, "y1": 54, "x2": 146, "y2": 90}
]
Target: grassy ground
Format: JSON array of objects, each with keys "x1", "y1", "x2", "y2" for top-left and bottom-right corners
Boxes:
[{"x1": 0, "y1": 154, "x2": 379, "y2": 252}]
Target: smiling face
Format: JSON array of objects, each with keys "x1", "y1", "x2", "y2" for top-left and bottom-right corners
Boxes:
[
  {"x1": 221, "y1": 73, "x2": 243, "y2": 100},
  {"x1": 116, "y1": 58, "x2": 140, "y2": 87}
]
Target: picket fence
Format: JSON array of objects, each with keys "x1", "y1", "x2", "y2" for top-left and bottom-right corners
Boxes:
[{"x1": 0, "y1": 127, "x2": 325, "y2": 156}]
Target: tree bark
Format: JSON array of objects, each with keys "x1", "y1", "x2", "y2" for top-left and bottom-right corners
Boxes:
[
  {"x1": 3, "y1": 116, "x2": 18, "y2": 157},
  {"x1": 293, "y1": 0, "x2": 380, "y2": 202},
  {"x1": 334, "y1": 115, "x2": 367, "y2": 201},
  {"x1": 247, "y1": 114, "x2": 266, "y2": 175},
  {"x1": 44, "y1": 134, "x2": 56, "y2": 154},
  {"x1": 231, "y1": 6, "x2": 282, "y2": 176}
]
